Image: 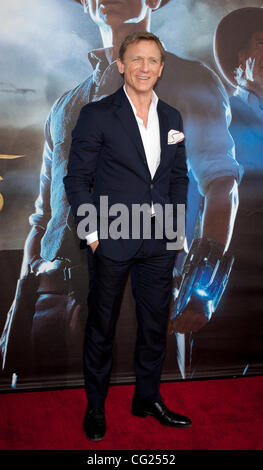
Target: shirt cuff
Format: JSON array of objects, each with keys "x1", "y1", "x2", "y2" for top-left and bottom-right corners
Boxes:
[{"x1": 85, "y1": 231, "x2": 98, "y2": 245}]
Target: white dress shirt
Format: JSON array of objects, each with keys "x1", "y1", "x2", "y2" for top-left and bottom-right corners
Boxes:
[
  {"x1": 123, "y1": 85, "x2": 161, "y2": 180},
  {"x1": 86, "y1": 85, "x2": 161, "y2": 245}
]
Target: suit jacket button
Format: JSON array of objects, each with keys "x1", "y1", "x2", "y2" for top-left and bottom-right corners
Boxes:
[{"x1": 150, "y1": 183, "x2": 154, "y2": 189}]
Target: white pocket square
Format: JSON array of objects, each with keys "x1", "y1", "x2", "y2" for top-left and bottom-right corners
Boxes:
[{"x1": 168, "y1": 129, "x2": 185, "y2": 145}]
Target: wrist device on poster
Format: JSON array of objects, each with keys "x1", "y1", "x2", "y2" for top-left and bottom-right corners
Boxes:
[{"x1": 170, "y1": 237, "x2": 234, "y2": 321}]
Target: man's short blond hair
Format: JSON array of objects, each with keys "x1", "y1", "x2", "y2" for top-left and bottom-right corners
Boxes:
[{"x1": 118, "y1": 32, "x2": 165, "y2": 63}]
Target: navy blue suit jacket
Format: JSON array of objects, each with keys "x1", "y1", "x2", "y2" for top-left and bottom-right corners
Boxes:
[{"x1": 64, "y1": 86, "x2": 188, "y2": 261}]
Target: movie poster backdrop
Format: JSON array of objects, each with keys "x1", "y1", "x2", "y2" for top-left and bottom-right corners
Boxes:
[{"x1": 0, "y1": 0, "x2": 262, "y2": 390}]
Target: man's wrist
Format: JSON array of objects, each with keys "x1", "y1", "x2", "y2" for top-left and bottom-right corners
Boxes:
[{"x1": 85, "y1": 231, "x2": 98, "y2": 245}]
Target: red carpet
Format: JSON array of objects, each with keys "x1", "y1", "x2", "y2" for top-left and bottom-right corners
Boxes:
[{"x1": 0, "y1": 376, "x2": 262, "y2": 451}]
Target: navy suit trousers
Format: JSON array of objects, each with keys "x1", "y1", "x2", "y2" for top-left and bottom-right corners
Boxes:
[{"x1": 84, "y1": 223, "x2": 177, "y2": 407}]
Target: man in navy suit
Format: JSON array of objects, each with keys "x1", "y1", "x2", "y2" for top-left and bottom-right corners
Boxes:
[{"x1": 64, "y1": 31, "x2": 191, "y2": 440}]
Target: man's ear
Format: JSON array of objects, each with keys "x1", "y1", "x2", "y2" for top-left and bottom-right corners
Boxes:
[
  {"x1": 146, "y1": 0, "x2": 162, "y2": 10},
  {"x1": 158, "y1": 62, "x2": 165, "y2": 78},
  {"x1": 116, "y1": 58, "x2": 125, "y2": 75}
]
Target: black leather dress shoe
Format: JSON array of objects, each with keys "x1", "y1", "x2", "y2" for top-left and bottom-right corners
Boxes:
[
  {"x1": 131, "y1": 396, "x2": 192, "y2": 428},
  {"x1": 83, "y1": 406, "x2": 106, "y2": 441}
]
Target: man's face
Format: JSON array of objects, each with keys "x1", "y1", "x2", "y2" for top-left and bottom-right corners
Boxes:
[
  {"x1": 87, "y1": 0, "x2": 149, "y2": 27},
  {"x1": 239, "y1": 30, "x2": 263, "y2": 89},
  {"x1": 117, "y1": 40, "x2": 164, "y2": 95}
]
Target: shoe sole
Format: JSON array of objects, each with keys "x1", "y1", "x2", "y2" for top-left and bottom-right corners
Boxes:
[
  {"x1": 84, "y1": 431, "x2": 106, "y2": 441},
  {"x1": 131, "y1": 408, "x2": 192, "y2": 428}
]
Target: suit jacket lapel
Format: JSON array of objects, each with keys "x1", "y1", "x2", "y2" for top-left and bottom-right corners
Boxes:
[
  {"x1": 113, "y1": 87, "x2": 148, "y2": 166},
  {"x1": 154, "y1": 100, "x2": 168, "y2": 181},
  {"x1": 112, "y1": 87, "x2": 168, "y2": 181}
]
